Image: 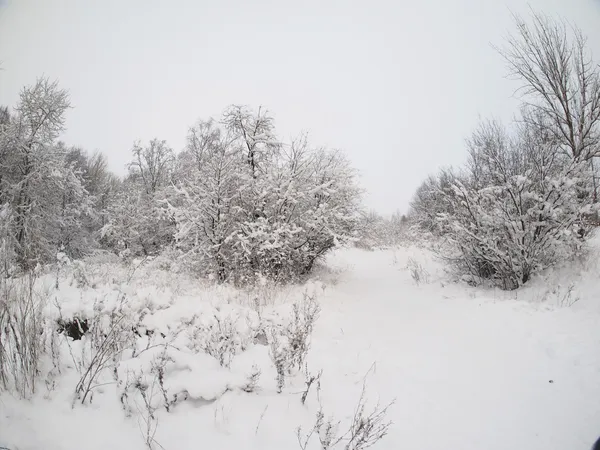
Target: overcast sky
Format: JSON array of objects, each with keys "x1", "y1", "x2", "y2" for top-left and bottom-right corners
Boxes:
[{"x1": 1, "y1": 0, "x2": 600, "y2": 214}]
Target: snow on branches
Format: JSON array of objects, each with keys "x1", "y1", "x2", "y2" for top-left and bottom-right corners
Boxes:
[
  {"x1": 169, "y1": 108, "x2": 361, "y2": 283},
  {"x1": 409, "y1": 12, "x2": 600, "y2": 289}
]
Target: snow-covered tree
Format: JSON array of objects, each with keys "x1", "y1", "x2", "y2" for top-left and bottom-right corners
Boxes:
[
  {"x1": 128, "y1": 139, "x2": 175, "y2": 195},
  {"x1": 408, "y1": 168, "x2": 458, "y2": 236},
  {"x1": 223, "y1": 105, "x2": 280, "y2": 179},
  {"x1": 100, "y1": 140, "x2": 175, "y2": 257},
  {"x1": 0, "y1": 106, "x2": 12, "y2": 205},
  {"x1": 0, "y1": 78, "x2": 92, "y2": 270},
  {"x1": 170, "y1": 118, "x2": 243, "y2": 279},
  {"x1": 0, "y1": 84, "x2": 362, "y2": 280}
]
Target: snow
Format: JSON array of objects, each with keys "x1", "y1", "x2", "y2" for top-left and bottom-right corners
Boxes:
[{"x1": 2, "y1": 241, "x2": 600, "y2": 450}]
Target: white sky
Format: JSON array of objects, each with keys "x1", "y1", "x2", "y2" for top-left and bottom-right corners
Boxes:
[{"x1": 1, "y1": 0, "x2": 600, "y2": 214}]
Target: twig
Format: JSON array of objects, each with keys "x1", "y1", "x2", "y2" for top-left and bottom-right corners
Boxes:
[{"x1": 255, "y1": 405, "x2": 269, "y2": 435}]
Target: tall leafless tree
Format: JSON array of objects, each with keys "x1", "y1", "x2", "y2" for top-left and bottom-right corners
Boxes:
[
  {"x1": 129, "y1": 139, "x2": 175, "y2": 195},
  {"x1": 499, "y1": 11, "x2": 600, "y2": 163}
]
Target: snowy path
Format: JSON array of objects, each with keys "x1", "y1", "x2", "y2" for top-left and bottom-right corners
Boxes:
[
  {"x1": 311, "y1": 249, "x2": 600, "y2": 450},
  {"x1": 1, "y1": 248, "x2": 599, "y2": 450}
]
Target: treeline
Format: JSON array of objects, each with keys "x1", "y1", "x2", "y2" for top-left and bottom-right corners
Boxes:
[{"x1": 0, "y1": 86, "x2": 364, "y2": 283}]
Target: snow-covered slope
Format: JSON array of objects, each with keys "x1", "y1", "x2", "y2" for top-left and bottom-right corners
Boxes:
[{"x1": 1, "y1": 243, "x2": 599, "y2": 450}]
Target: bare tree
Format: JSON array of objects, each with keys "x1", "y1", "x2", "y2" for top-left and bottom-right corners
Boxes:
[
  {"x1": 129, "y1": 139, "x2": 175, "y2": 195},
  {"x1": 499, "y1": 11, "x2": 600, "y2": 163},
  {"x1": 185, "y1": 118, "x2": 223, "y2": 170}
]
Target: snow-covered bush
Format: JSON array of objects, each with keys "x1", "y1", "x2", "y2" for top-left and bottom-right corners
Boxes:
[
  {"x1": 435, "y1": 120, "x2": 590, "y2": 289},
  {"x1": 100, "y1": 182, "x2": 173, "y2": 258},
  {"x1": 170, "y1": 109, "x2": 361, "y2": 284},
  {"x1": 409, "y1": 12, "x2": 600, "y2": 289},
  {"x1": 408, "y1": 168, "x2": 457, "y2": 237},
  {"x1": 100, "y1": 140, "x2": 175, "y2": 258},
  {"x1": 355, "y1": 210, "x2": 408, "y2": 249}
]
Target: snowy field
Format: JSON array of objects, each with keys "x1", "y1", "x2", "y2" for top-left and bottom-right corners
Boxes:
[{"x1": 1, "y1": 241, "x2": 600, "y2": 450}]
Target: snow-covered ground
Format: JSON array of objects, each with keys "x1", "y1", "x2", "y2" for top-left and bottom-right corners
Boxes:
[{"x1": 1, "y1": 241, "x2": 600, "y2": 450}]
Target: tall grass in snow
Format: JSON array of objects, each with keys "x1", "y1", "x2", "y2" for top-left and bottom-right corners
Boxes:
[{"x1": 0, "y1": 272, "x2": 47, "y2": 398}]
